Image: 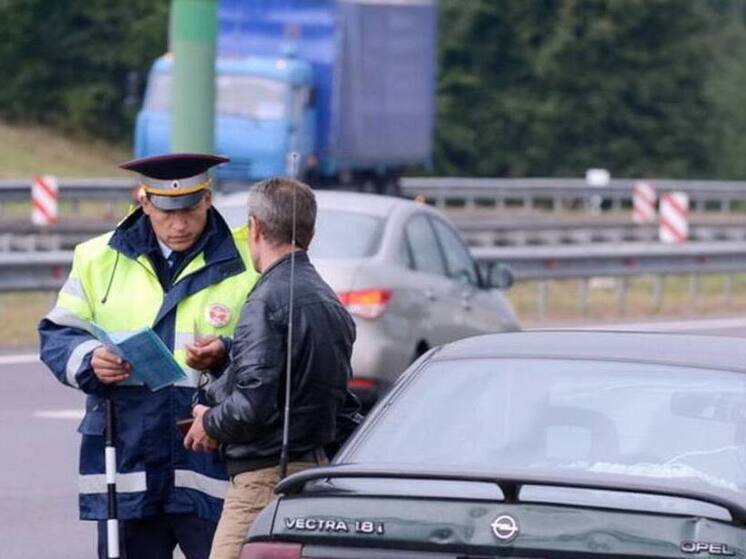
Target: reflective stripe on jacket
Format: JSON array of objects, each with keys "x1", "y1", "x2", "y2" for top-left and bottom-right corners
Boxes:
[{"x1": 38, "y1": 208, "x2": 259, "y2": 521}]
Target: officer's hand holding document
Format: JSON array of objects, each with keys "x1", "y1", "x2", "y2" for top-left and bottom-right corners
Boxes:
[
  {"x1": 89, "y1": 322, "x2": 186, "y2": 390},
  {"x1": 90, "y1": 345, "x2": 131, "y2": 384},
  {"x1": 185, "y1": 317, "x2": 227, "y2": 371}
]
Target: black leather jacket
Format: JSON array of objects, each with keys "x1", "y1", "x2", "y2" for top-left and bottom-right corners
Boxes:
[{"x1": 204, "y1": 251, "x2": 361, "y2": 475}]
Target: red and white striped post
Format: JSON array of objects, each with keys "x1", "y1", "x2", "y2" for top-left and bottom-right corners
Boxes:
[
  {"x1": 31, "y1": 175, "x2": 59, "y2": 226},
  {"x1": 632, "y1": 181, "x2": 657, "y2": 224},
  {"x1": 659, "y1": 191, "x2": 689, "y2": 243}
]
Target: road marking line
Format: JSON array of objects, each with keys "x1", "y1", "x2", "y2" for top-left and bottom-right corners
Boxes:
[
  {"x1": 34, "y1": 409, "x2": 85, "y2": 420},
  {"x1": 0, "y1": 354, "x2": 39, "y2": 365}
]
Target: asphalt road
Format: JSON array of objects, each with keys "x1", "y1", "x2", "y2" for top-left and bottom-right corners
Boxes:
[
  {"x1": 0, "y1": 354, "x2": 92, "y2": 558},
  {"x1": 3, "y1": 316, "x2": 746, "y2": 558}
]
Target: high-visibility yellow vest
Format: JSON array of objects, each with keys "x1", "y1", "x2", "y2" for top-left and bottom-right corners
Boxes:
[{"x1": 50, "y1": 224, "x2": 258, "y2": 387}]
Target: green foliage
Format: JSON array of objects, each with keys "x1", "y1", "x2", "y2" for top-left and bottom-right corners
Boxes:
[
  {"x1": 706, "y1": 1, "x2": 746, "y2": 178},
  {"x1": 0, "y1": 0, "x2": 169, "y2": 143},
  {"x1": 435, "y1": 0, "x2": 740, "y2": 179},
  {"x1": 436, "y1": 0, "x2": 558, "y2": 176}
]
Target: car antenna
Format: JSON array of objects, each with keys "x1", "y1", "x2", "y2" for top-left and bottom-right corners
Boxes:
[{"x1": 279, "y1": 152, "x2": 300, "y2": 480}]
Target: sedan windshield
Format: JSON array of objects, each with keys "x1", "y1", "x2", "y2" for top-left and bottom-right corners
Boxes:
[
  {"x1": 145, "y1": 72, "x2": 288, "y2": 120},
  {"x1": 348, "y1": 358, "x2": 746, "y2": 497}
]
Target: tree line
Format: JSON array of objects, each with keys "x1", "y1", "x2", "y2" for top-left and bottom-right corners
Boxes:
[{"x1": 2, "y1": 0, "x2": 746, "y2": 178}]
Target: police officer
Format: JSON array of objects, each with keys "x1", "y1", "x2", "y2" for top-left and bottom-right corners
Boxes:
[{"x1": 38, "y1": 154, "x2": 259, "y2": 559}]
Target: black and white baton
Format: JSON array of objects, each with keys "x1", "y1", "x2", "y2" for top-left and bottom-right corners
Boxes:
[{"x1": 105, "y1": 398, "x2": 120, "y2": 559}]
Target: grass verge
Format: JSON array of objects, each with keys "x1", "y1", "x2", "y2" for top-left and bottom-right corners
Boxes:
[
  {"x1": 0, "y1": 121, "x2": 129, "y2": 178},
  {"x1": 509, "y1": 274, "x2": 746, "y2": 327},
  {"x1": 0, "y1": 292, "x2": 56, "y2": 351}
]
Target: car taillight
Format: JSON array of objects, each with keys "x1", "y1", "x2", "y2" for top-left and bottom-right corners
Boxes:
[
  {"x1": 239, "y1": 542, "x2": 302, "y2": 559},
  {"x1": 348, "y1": 377, "x2": 378, "y2": 391},
  {"x1": 337, "y1": 289, "x2": 392, "y2": 320}
]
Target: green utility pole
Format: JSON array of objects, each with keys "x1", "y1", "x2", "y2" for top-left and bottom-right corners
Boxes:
[{"x1": 169, "y1": 0, "x2": 217, "y2": 153}]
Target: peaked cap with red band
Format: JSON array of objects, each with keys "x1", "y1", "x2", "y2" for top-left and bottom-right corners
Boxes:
[{"x1": 120, "y1": 153, "x2": 229, "y2": 210}]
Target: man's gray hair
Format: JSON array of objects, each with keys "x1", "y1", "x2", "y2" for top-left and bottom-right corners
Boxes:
[{"x1": 247, "y1": 177, "x2": 317, "y2": 250}]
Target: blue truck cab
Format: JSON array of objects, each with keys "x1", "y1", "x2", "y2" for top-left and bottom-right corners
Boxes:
[
  {"x1": 135, "y1": 0, "x2": 437, "y2": 190},
  {"x1": 135, "y1": 53, "x2": 315, "y2": 180}
]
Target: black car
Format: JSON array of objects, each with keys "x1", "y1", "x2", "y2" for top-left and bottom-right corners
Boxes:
[{"x1": 240, "y1": 331, "x2": 746, "y2": 558}]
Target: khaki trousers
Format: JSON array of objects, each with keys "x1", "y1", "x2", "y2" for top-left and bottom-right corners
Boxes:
[{"x1": 209, "y1": 462, "x2": 316, "y2": 559}]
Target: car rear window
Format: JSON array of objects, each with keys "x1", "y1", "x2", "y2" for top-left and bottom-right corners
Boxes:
[
  {"x1": 347, "y1": 358, "x2": 746, "y2": 498},
  {"x1": 218, "y1": 204, "x2": 384, "y2": 259},
  {"x1": 309, "y1": 209, "x2": 384, "y2": 259}
]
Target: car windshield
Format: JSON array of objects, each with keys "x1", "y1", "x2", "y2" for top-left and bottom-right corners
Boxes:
[
  {"x1": 217, "y1": 205, "x2": 384, "y2": 259},
  {"x1": 348, "y1": 358, "x2": 746, "y2": 497},
  {"x1": 145, "y1": 72, "x2": 288, "y2": 120}
]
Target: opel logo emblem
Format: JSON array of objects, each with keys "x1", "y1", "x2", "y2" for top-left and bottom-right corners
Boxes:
[{"x1": 491, "y1": 514, "x2": 519, "y2": 542}]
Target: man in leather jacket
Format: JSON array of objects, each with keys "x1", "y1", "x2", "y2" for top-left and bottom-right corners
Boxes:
[{"x1": 183, "y1": 176, "x2": 362, "y2": 559}]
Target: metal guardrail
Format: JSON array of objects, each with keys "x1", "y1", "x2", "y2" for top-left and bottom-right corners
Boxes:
[
  {"x1": 472, "y1": 242, "x2": 746, "y2": 281},
  {"x1": 0, "y1": 251, "x2": 73, "y2": 291},
  {"x1": 2, "y1": 216, "x2": 745, "y2": 252},
  {"x1": 401, "y1": 177, "x2": 746, "y2": 212},
  {"x1": 2, "y1": 176, "x2": 746, "y2": 213},
  {"x1": 471, "y1": 242, "x2": 746, "y2": 318},
  {"x1": 0, "y1": 178, "x2": 135, "y2": 204},
  {"x1": 4, "y1": 243, "x2": 746, "y2": 292},
  {"x1": 455, "y1": 218, "x2": 746, "y2": 246},
  {"x1": 0, "y1": 221, "x2": 114, "y2": 252}
]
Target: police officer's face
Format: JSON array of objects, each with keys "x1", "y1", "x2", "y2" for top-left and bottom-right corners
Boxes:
[{"x1": 142, "y1": 191, "x2": 212, "y2": 252}]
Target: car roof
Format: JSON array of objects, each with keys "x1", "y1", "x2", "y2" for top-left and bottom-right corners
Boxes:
[
  {"x1": 216, "y1": 189, "x2": 429, "y2": 219},
  {"x1": 431, "y1": 330, "x2": 746, "y2": 373}
]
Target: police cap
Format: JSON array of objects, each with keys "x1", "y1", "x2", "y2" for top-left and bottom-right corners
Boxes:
[{"x1": 120, "y1": 153, "x2": 229, "y2": 210}]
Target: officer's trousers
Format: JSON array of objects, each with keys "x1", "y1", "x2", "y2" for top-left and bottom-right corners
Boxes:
[{"x1": 97, "y1": 513, "x2": 217, "y2": 559}]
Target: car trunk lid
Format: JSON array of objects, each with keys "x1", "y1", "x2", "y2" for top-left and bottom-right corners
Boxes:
[{"x1": 269, "y1": 493, "x2": 741, "y2": 558}]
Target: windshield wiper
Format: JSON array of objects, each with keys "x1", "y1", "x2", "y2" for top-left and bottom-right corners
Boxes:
[{"x1": 275, "y1": 463, "x2": 746, "y2": 524}]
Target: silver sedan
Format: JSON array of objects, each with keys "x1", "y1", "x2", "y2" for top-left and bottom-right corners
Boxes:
[{"x1": 215, "y1": 190, "x2": 520, "y2": 405}]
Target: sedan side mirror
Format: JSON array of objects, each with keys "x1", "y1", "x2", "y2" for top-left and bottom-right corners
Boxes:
[{"x1": 487, "y1": 263, "x2": 514, "y2": 290}]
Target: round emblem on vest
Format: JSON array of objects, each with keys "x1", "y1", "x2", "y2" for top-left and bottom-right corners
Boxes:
[
  {"x1": 171, "y1": 180, "x2": 180, "y2": 190},
  {"x1": 206, "y1": 303, "x2": 231, "y2": 328}
]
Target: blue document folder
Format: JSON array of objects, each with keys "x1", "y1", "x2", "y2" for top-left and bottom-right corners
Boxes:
[{"x1": 89, "y1": 323, "x2": 187, "y2": 391}]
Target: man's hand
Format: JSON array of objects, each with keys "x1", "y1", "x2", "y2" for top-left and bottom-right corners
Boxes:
[
  {"x1": 91, "y1": 345, "x2": 131, "y2": 384},
  {"x1": 185, "y1": 336, "x2": 226, "y2": 371},
  {"x1": 184, "y1": 404, "x2": 219, "y2": 453}
]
